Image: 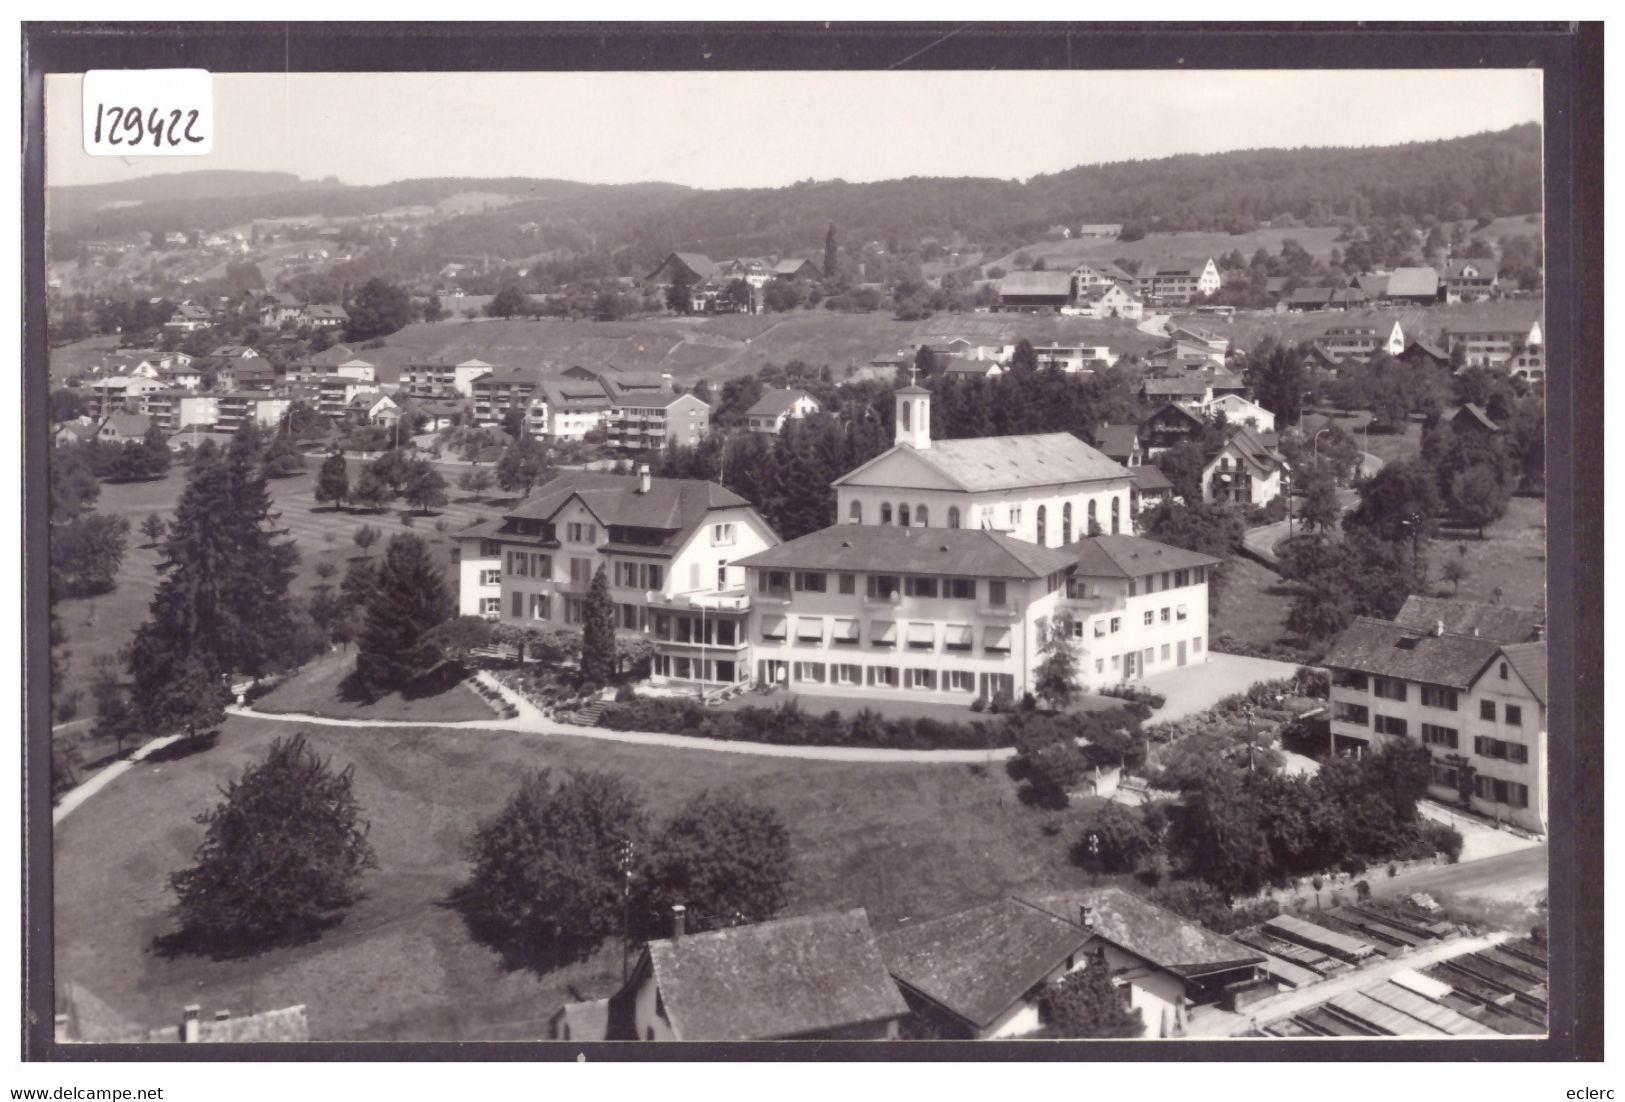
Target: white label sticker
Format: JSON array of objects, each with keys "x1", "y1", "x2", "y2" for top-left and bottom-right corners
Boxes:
[{"x1": 82, "y1": 69, "x2": 213, "y2": 156}]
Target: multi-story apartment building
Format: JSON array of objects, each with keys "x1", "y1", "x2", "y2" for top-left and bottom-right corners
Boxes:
[
  {"x1": 833, "y1": 385, "x2": 1136, "y2": 546},
  {"x1": 286, "y1": 357, "x2": 376, "y2": 387},
  {"x1": 539, "y1": 379, "x2": 614, "y2": 440},
  {"x1": 399, "y1": 358, "x2": 497, "y2": 398},
  {"x1": 470, "y1": 369, "x2": 543, "y2": 428},
  {"x1": 87, "y1": 375, "x2": 167, "y2": 416},
  {"x1": 745, "y1": 388, "x2": 821, "y2": 435},
  {"x1": 1201, "y1": 426, "x2": 1286, "y2": 507},
  {"x1": 215, "y1": 392, "x2": 291, "y2": 434},
  {"x1": 1314, "y1": 321, "x2": 1406, "y2": 362},
  {"x1": 142, "y1": 390, "x2": 219, "y2": 434},
  {"x1": 1134, "y1": 258, "x2": 1221, "y2": 305},
  {"x1": 736, "y1": 527, "x2": 1216, "y2": 703},
  {"x1": 605, "y1": 391, "x2": 711, "y2": 451},
  {"x1": 1443, "y1": 319, "x2": 1544, "y2": 368},
  {"x1": 1321, "y1": 613, "x2": 1547, "y2": 834},
  {"x1": 484, "y1": 468, "x2": 778, "y2": 686},
  {"x1": 313, "y1": 378, "x2": 381, "y2": 419},
  {"x1": 1029, "y1": 343, "x2": 1120, "y2": 373}
]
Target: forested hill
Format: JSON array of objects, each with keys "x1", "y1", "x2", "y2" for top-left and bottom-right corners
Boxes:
[{"x1": 47, "y1": 124, "x2": 1540, "y2": 262}]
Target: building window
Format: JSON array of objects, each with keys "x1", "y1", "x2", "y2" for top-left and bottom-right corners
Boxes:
[
  {"x1": 1062, "y1": 503, "x2": 1073, "y2": 544},
  {"x1": 1095, "y1": 659, "x2": 1104, "y2": 674},
  {"x1": 1420, "y1": 685, "x2": 1459, "y2": 710},
  {"x1": 1160, "y1": 644, "x2": 1170, "y2": 661},
  {"x1": 1373, "y1": 714, "x2": 1408, "y2": 737},
  {"x1": 481, "y1": 569, "x2": 501, "y2": 586},
  {"x1": 943, "y1": 577, "x2": 975, "y2": 600},
  {"x1": 899, "y1": 504, "x2": 911, "y2": 527},
  {"x1": 917, "y1": 504, "x2": 929, "y2": 527},
  {"x1": 481, "y1": 597, "x2": 501, "y2": 616},
  {"x1": 838, "y1": 573, "x2": 856, "y2": 595},
  {"x1": 711, "y1": 523, "x2": 735, "y2": 546},
  {"x1": 849, "y1": 500, "x2": 862, "y2": 524},
  {"x1": 867, "y1": 574, "x2": 902, "y2": 600},
  {"x1": 1372, "y1": 677, "x2": 1408, "y2": 702},
  {"x1": 793, "y1": 662, "x2": 827, "y2": 685},
  {"x1": 794, "y1": 571, "x2": 827, "y2": 593},
  {"x1": 1505, "y1": 704, "x2": 1523, "y2": 727},
  {"x1": 1143, "y1": 611, "x2": 1154, "y2": 627},
  {"x1": 948, "y1": 506, "x2": 961, "y2": 529},
  {"x1": 1109, "y1": 617, "x2": 1121, "y2": 634},
  {"x1": 1479, "y1": 700, "x2": 1497, "y2": 721},
  {"x1": 987, "y1": 581, "x2": 1007, "y2": 608},
  {"x1": 1334, "y1": 703, "x2": 1370, "y2": 725},
  {"x1": 1111, "y1": 497, "x2": 1120, "y2": 534},
  {"x1": 948, "y1": 670, "x2": 975, "y2": 693},
  {"x1": 511, "y1": 591, "x2": 523, "y2": 619},
  {"x1": 1036, "y1": 505, "x2": 1047, "y2": 546},
  {"x1": 1193, "y1": 636, "x2": 1203, "y2": 653},
  {"x1": 1421, "y1": 723, "x2": 1458, "y2": 749},
  {"x1": 567, "y1": 522, "x2": 598, "y2": 544},
  {"x1": 904, "y1": 576, "x2": 939, "y2": 598},
  {"x1": 880, "y1": 503, "x2": 893, "y2": 525},
  {"x1": 867, "y1": 665, "x2": 899, "y2": 688},
  {"x1": 906, "y1": 668, "x2": 937, "y2": 691},
  {"x1": 1499, "y1": 662, "x2": 1509, "y2": 680},
  {"x1": 1094, "y1": 621, "x2": 1106, "y2": 639}
]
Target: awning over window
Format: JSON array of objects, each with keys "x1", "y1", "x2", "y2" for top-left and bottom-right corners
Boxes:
[
  {"x1": 760, "y1": 614, "x2": 786, "y2": 640},
  {"x1": 796, "y1": 617, "x2": 824, "y2": 641},
  {"x1": 945, "y1": 623, "x2": 974, "y2": 648},
  {"x1": 907, "y1": 622, "x2": 935, "y2": 646},
  {"x1": 984, "y1": 625, "x2": 1013, "y2": 652},
  {"x1": 832, "y1": 618, "x2": 860, "y2": 642},
  {"x1": 870, "y1": 620, "x2": 897, "y2": 644}
]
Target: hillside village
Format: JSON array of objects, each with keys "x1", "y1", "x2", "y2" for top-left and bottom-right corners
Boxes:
[{"x1": 46, "y1": 132, "x2": 1551, "y2": 1046}]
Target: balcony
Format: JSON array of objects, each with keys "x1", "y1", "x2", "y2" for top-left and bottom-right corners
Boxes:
[{"x1": 975, "y1": 601, "x2": 1023, "y2": 619}]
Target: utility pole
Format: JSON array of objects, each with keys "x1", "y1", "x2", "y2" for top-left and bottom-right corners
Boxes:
[{"x1": 618, "y1": 839, "x2": 635, "y2": 983}]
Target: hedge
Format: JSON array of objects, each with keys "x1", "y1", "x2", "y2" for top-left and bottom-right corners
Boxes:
[{"x1": 597, "y1": 697, "x2": 1143, "y2": 752}]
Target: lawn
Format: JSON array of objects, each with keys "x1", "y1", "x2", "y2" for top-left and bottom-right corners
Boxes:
[
  {"x1": 49, "y1": 457, "x2": 515, "y2": 730},
  {"x1": 1296, "y1": 408, "x2": 1423, "y2": 469},
  {"x1": 1427, "y1": 494, "x2": 1547, "y2": 612},
  {"x1": 252, "y1": 650, "x2": 499, "y2": 724},
  {"x1": 54, "y1": 715, "x2": 1103, "y2": 1040},
  {"x1": 1211, "y1": 556, "x2": 1305, "y2": 660},
  {"x1": 359, "y1": 308, "x2": 1165, "y2": 389},
  {"x1": 985, "y1": 225, "x2": 1347, "y2": 274}
]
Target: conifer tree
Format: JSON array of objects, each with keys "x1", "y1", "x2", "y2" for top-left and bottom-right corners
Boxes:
[
  {"x1": 579, "y1": 565, "x2": 617, "y2": 688},
  {"x1": 352, "y1": 533, "x2": 453, "y2": 699},
  {"x1": 315, "y1": 451, "x2": 349, "y2": 509}
]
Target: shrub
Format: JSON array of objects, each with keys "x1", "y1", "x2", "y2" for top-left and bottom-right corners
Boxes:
[
  {"x1": 970, "y1": 697, "x2": 987, "y2": 713},
  {"x1": 1416, "y1": 820, "x2": 1465, "y2": 864},
  {"x1": 1073, "y1": 803, "x2": 1156, "y2": 873}
]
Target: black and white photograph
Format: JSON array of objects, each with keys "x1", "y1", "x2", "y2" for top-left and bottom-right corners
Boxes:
[{"x1": 20, "y1": 22, "x2": 1600, "y2": 1069}]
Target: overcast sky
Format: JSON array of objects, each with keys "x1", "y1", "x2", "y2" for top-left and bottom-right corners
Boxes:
[{"x1": 47, "y1": 69, "x2": 1543, "y2": 191}]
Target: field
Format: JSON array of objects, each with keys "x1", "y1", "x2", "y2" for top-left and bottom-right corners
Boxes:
[
  {"x1": 45, "y1": 336, "x2": 123, "y2": 385},
  {"x1": 359, "y1": 309, "x2": 1165, "y2": 387},
  {"x1": 1297, "y1": 408, "x2": 1424, "y2": 470},
  {"x1": 1211, "y1": 556, "x2": 1301, "y2": 657},
  {"x1": 987, "y1": 226, "x2": 1347, "y2": 274},
  {"x1": 1171, "y1": 297, "x2": 1545, "y2": 354},
  {"x1": 50, "y1": 456, "x2": 515, "y2": 735},
  {"x1": 253, "y1": 650, "x2": 498, "y2": 724},
  {"x1": 1427, "y1": 494, "x2": 1547, "y2": 612},
  {"x1": 54, "y1": 714, "x2": 1102, "y2": 1041}
]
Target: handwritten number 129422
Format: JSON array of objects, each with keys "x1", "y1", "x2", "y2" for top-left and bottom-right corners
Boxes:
[{"x1": 91, "y1": 104, "x2": 205, "y2": 148}]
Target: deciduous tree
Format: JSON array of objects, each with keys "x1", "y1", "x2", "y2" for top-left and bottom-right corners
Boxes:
[{"x1": 636, "y1": 791, "x2": 793, "y2": 936}]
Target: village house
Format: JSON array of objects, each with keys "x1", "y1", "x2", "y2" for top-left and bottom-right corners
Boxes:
[
  {"x1": 1399, "y1": 338, "x2": 1453, "y2": 370},
  {"x1": 604, "y1": 390, "x2": 711, "y2": 452},
  {"x1": 773, "y1": 257, "x2": 823, "y2": 281},
  {"x1": 1070, "y1": 260, "x2": 1135, "y2": 290},
  {"x1": 1141, "y1": 375, "x2": 1215, "y2": 410},
  {"x1": 552, "y1": 908, "x2": 908, "y2": 1042},
  {"x1": 996, "y1": 270, "x2": 1075, "y2": 312},
  {"x1": 53, "y1": 421, "x2": 100, "y2": 449},
  {"x1": 96, "y1": 411, "x2": 153, "y2": 445},
  {"x1": 300, "y1": 303, "x2": 349, "y2": 330},
  {"x1": 469, "y1": 368, "x2": 543, "y2": 427},
  {"x1": 1450, "y1": 403, "x2": 1504, "y2": 437},
  {"x1": 1165, "y1": 324, "x2": 1230, "y2": 359},
  {"x1": 1029, "y1": 343, "x2": 1120, "y2": 372},
  {"x1": 54, "y1": 985, "x2": 309, "y2": 1045},
  {"x1": 745, "y1": 388, "x2": 823, "y2": 435},
  {"x1": 1440, "y1": 258, "x2": 1500, "y2": 303},
  {"x1": 344, "y1": 391, "x2": 400, "y2": 427},
  {"x1": 86, "y1": 375, "x2": 167, "y2": 416},
  {"x1": 1283, "y1": 286, "x2": 1369, "y2": 313},
  {"x1": 252, "y1": 291, "x2": 304, "y2": 328},
  {"x1": 1443, "y1": 318, "x2": 1544, "y2": 367},
  {"x1": 1383, "y1": 267, "x2": 1443, "y2": 306},
  {"x1": 1203, "y1": 393, "x2": 1276, "y2": 434},
  {"x1": 487, "y1": 468, "x2": 778, "y2": 687},
  {"x1": 832, "y1": 385, "x2": 1136, "y2": 547},
  {"x1": 1505, "y1": 346, "x2": 1546, "y2": 387},
  {"x1": 1201, "y1": 425, "x2": 1286, "y2": 508},
  {"x1": 163, "y1": 302, "x2": 214, "y2": 332},
  {"x1": 1139, "y1": 402, "x2": 1208, "y2": 455},
  {"x1": 1321, "y1": 607, "x2": 1547, "y2": 834},
  {"x1": 1349, "y1": 272, "x2": 1391, "y2": 299},
  {"x1": 1134, "y1": 258, "x2": 1221, "y2": 305},
  {"x1": 1315, "y1": 321, "x2": 1406, "y2": 362},
  {"x1": 215, "y1": 361, "x2": 280, "y2": 392},
  {"x1": 155, "y1": 363, "x2": 203, "y2": 390},
  {"x1": 937, "y1": 356, "x2": 1005, "y2": 381},
  {"x1": 1070, "y1": 280, "x2": 1144, "y2": 320}
]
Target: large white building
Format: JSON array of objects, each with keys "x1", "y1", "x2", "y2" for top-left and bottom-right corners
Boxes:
[
  {"x1": 833, "y1": 385, "x2": 1137, "y2": 546},
  {"x1": 475, "y1": 467, "x2": 778, "y2": 686},
  {"x1": 1321, "y1": 601, "x2": 1547, "y2": 834}
]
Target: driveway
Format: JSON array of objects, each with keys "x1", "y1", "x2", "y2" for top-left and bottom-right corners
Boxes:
[
  {"x1": 1141, "y1": 652, "x2": 1307, "y2": 722},
  {"x1": 1418, "y1": 799, "x2": 1543, "y2": 863},
  {"x1": 1137, "y1": 312, "x2": 1171, "y2": 338}
]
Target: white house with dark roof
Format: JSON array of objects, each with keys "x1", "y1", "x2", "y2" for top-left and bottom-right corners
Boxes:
[
  {"x1": 1321, "y1": 614, "x2": 1547, "y2": 833},
  {"x1": 481, "y1": 467, "x2": 778, "y2": 686},
  {"x1": 1134, "y1": 259, "x2": 1221, "y2": 304},
  {"x1": 1440, "y1": 258, "x2": 1499, "y2": 303},
  {"x1": 745, "y1": 387, "x2": 822, "y2": 434},
  {"x1": 1201, "y1": 425, "x2": 1286, "y2": 507},
  {"x1": 833, "y1": 385, "x2": 1136, "y2": 546}
]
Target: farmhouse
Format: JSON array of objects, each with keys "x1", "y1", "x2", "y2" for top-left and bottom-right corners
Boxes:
[
  {"x1": 1383, "y1": 267, "x2": 1442, "y2": 305},
  {"x1": 1134, "y1": 258, "x2": 1221, "y2": 305},
  {"x1": 745, "y1": 388, "x2": 822, "y2": 435},
  {"x1": 996, "y1": 270, "x2": 1075, "y2": 311},
  {"x1": 1441, "y1": 259, "x2": 1499, "y2": 303}
]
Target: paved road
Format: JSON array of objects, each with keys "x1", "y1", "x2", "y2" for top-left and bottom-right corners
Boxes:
[
  {"x1": 1365, "y1": 845, "x2": 1548, "y2": 903},
  {"x1": 1240, "y1": 455, "x2": 1379, "y2": 567}
]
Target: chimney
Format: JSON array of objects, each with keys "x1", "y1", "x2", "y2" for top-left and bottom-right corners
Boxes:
[
  {"x1": 670, "y1": 904, "x2": 686, "y2": 941},
  {"x1": 1433, "y1": 619, "x2": 1445, "y2": 637},
  {"x1": 181, "y1": 1004, "x2": 201, "y2": 1043},
  {"x1": 1078, "y1": 904, "x2": 1098, "y2": 929},
  {"x1": 53, "y1": 1013, "x2": 69, "y2": 1044},
  {"x1": 637, "y1": 464, "x2": 652, "y2": 494}
]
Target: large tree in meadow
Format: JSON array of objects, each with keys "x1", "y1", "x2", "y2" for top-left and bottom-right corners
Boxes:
[
  {"x1": 168, "y1": 733, "x2": 377, "y2": 952},
  {"x1": 351, "y1": 533, "x2": 453, "y2": 699},
  {"x1": 635, "y1": 791, "x2": 793, "y2": 936}
]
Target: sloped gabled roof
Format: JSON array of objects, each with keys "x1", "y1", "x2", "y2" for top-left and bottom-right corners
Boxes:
[
  {"x1": 1028, "y1": 888, "x2": 1264, "y2": 977},
  {"x1": 1394, "y1": 596, "x2": 1544, "y2": 644},
  {"x1": 644, "y1": 909, "x2": 906, "y2": 1041},
  {"x1": 1068, "y1": 534, "x2": 1222, "y2": 579},
  {"x1": 736, "y1": 523, "x2": 1075, "y2": 580}
]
